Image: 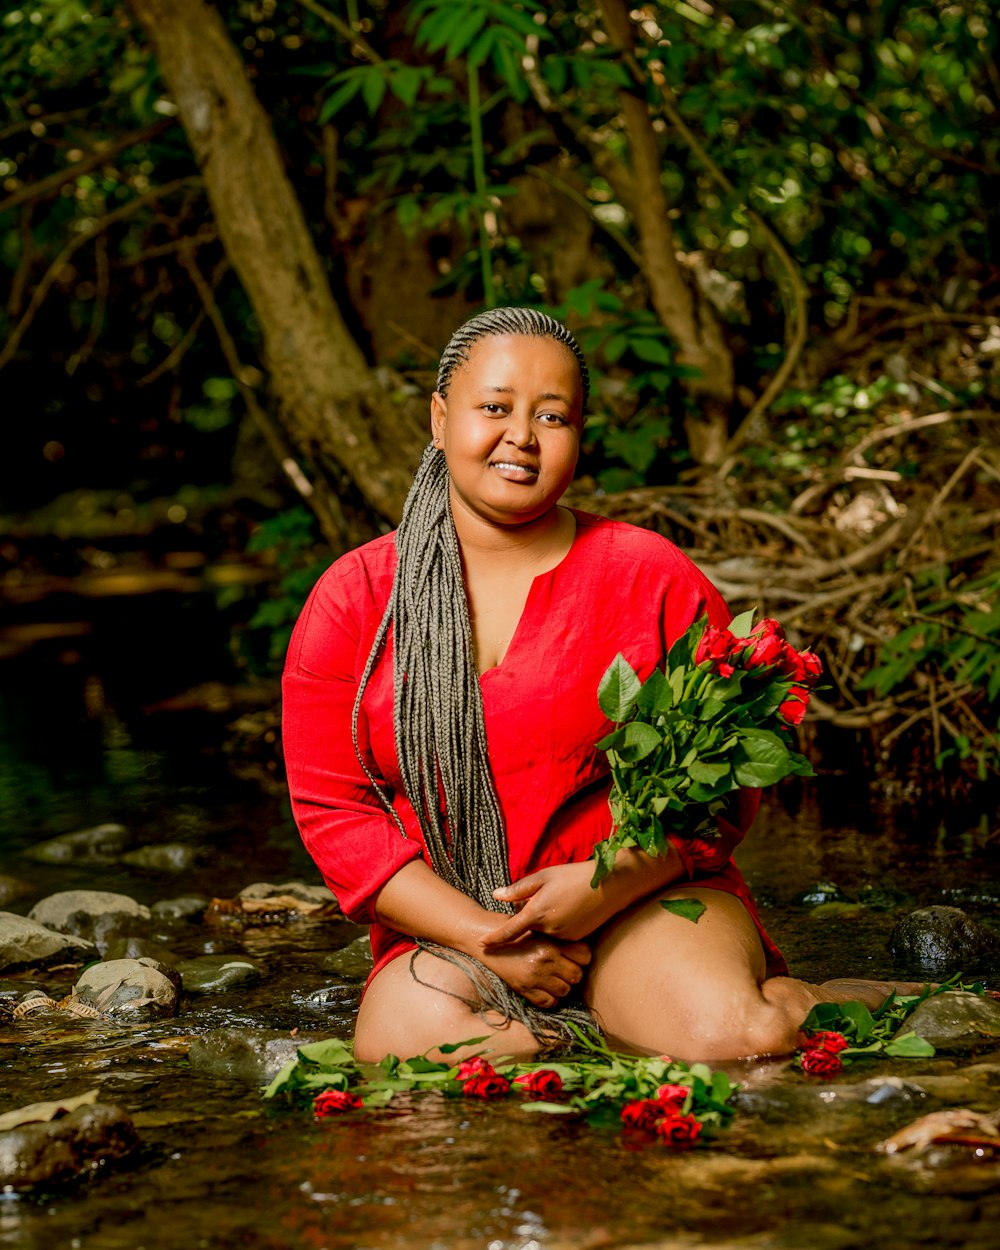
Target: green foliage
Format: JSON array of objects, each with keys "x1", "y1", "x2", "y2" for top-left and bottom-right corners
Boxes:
[
  {"x1": 242, "y1": 507, "x2": 328, "y2": 665},
  {"x1": 860, "y1": 567, "x2": 1000, "y2": 777}
]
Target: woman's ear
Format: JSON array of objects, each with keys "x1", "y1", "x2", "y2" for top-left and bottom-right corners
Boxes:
[{"x1": 430, "y1": 391, "x2": 446, "y2": 446}]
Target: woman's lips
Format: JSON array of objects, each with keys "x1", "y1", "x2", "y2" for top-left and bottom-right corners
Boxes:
[{"x1": 489, "y1": 460, "x2": 539, "y2": 482}]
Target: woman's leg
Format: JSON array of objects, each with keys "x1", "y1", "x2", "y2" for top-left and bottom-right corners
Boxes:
[
  {"x1": 354, "y1": 948, "x2": 541, "y2": 1064},
  {"x1": 586, "y1": 886, "x2": 929, "y2": 1061}
]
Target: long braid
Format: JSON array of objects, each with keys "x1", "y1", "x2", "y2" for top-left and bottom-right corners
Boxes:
[{"x1": 352, "y1": 308, "x2": 598, "y2": 1050}]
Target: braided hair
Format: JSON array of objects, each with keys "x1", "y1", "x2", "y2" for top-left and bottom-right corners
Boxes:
[{"x1": 351, "y1": 307, "x2": 596, "y2": 1049}]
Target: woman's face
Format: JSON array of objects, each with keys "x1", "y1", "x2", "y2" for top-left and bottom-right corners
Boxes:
[{"x1": 430, "y1": 334, "x2": 584, "y2": 529}]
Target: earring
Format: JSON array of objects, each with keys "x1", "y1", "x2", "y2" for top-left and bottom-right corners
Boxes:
[{"x1": 433, "y1": 437, "x2": 441, "y2": 446}]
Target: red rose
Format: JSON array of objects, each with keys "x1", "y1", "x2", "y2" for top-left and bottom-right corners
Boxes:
[
  {"x1": 695, "y1": 626, "x2": 738, "y2": 677},
  {"x1": 313, "y1": 1089, "x2": 364, "y2": 1117},
  {"x1": 810, "y1": 1031, "x2": 849, "y2": 1054},
  {"x1": 621, "y1": 1099, "x2": 669, "y2": 1131},
  {"x1": 800, "y1": 1048, "x2": 843, "y2": 1077},
  {"x1": 751, "y1": 617, "x2": 786, "y2": 642},
  {"x1": 456, "y1": 1056, "x2": 494, "y2": 1080},
  {"x1": 654, "y1": 1113, "x2": 703, "y2": 1148},
  {"x1": 780, "y1": 646, "x2": 823, "y2": 688},
  {"x1": 778, "y1": 685, "x2": 809, "y2": 726},
  {"x1": 654, "y1": 1083, "x2": 690, "y2": 1108},
  {"x1": 513, "y1": 1070, "x2": 563, "y2": 1097},
  {"x1": 463, "y1": 1072, "x2": 511, "y2": 1099},
  {"x1": 743, "y1": 630, "x2": 786, "y2": 671}
]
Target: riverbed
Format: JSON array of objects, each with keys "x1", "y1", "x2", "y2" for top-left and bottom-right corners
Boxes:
[{"x1": 1, "y1": 656, "x2": 999, "y2": 1250}]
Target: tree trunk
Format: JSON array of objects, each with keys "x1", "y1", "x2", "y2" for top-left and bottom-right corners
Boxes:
[
  {"x1": 127, "y1": 0, "x2": 425, "y2": 524},
  {"x1": 596, "y1": 0, "x2": 734, "y2": 466}
]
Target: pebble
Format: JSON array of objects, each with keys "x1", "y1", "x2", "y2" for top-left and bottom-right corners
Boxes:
[
  {"x1": 28, "y1": 890, "x2": 152, "y2": 953},
  {"x1": 175, "y1": 955, "x2": 264, "y2": 994},
  {"x1": 0, "y1": 912, "x2": 96, "y2": 974},
  {"x1": 73, "y1": 957, "x2": 181, "y2": 1021},
  {"x1": 120, "y1": 843, "x2": 200, "y2": 872},
  {"x1": 23, "y1": 823, "x2": 132, "y2": 864},
  {"x1": 0, "y1": 1103, "x2": 138, "y2": 1190}
]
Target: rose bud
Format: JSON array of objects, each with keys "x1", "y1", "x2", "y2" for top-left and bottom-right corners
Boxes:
[
  {"x1": 695, "y1": 626, "x2": 738, "y2": 677},
  {"x1": 810, "y1": 1031, "x2": 849, "y2": 1054},
  {"x1": 620, "y1": 1099, "x2": 669, "y2": 1131},
  {"x1": 654, "y1": 1083, "x2": 690, "y2": 1108},
  {"x1": 654, "y1": 1113, "x2": 703, "y2": 1148},
  {"x1": 455, "y1": 1056, "x2": 495, "y2": 1080},
  {"x1": 313, "y1": 1089, "x2": 364, "y2": 1117},
  {"x1": 462, "y1": 1072, "x2": 511, "y2": 1099},
  {"x1": 513, "y1": 1070, "x2": 563, "y2": 1097},
  {"x1": 778, "y1": 686, "x2": 809, "y2": 726},
  {"x1": 800, "y1": 1048, "x2": 843, "y2": 1078}
]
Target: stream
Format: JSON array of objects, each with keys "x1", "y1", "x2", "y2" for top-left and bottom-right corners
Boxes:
[{"x1": 1, "y1": 631, "x2": 999, "y2": 1250}]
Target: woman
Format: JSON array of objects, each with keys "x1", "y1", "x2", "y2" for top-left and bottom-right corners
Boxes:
[{"x1": 283, "y1": 307, "x2": 917, "y2": 1063}]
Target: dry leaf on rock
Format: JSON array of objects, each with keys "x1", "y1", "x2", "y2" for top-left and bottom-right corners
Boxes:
[
  {"x1": 876, "y1": 1108, "x2": 1000, "y2": 1154},
  {"x1": 0, "y1": 1088, "x2": 100, "y2": 1133}
]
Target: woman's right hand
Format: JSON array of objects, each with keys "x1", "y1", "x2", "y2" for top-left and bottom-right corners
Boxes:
[{"x1": 476, "y1": 935, "x2": 591, "y2": 1010}]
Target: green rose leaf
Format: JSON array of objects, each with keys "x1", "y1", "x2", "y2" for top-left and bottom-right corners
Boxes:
[
  {"x1": 728, "y1": 608, "x2": 756, "y2": 636},
  {"x1": 598, "y1": 653, "x2": 641, "y2": 721},
  {"x1": 732, "y1": 734, "x2": 798, "y2": 787},
  {"x1": 613, "y1": 720, "x2": 662, "y2": 763},
  {"x1": 636, "y1": 667, "x2": 672, "y2": 714},
  {"x1": 688, "y1": 760, "x2": 730, "y2": 785},
  {"x1": 520, "y1": 1101, "x2": 578, "y2": 1114},
  {"x1": 883, "y1": 1031, "x2": 936, "y2": 1057},
  {"x1": 659, "y1": 897, "x2": 707, "y2": 923}
]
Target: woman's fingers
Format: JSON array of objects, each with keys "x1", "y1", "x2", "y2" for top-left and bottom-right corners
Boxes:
[{"x1": 479, "y1": 911, "x2": 535, "y2": 950}]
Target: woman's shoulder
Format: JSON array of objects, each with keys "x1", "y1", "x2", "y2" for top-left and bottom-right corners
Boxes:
[{"x1": 305, "y1": 531, "x2": 397, "y2": 616}]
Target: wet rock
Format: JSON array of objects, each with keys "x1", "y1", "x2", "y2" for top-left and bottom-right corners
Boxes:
[
  {"x1": 301, "y1": 984, "x2": 359, "y2": 1009},
  {"x1": 0, "y1": 1103, "x2": 138, "y2": 1190},
  {"x1": 120, "y1": 843, "x2": 199, "y2": 873},
  {"x1": 104, "y1": 936, "x2": 181, "y2": 964},
  {"x1": 24, "y1": 823, "x2": 132, "y2": 865},
  {"x1": 151, "y1": 896, "x2": 208, "y2": 921},
  {"x1": 176, "y1": 955, "x2": 264, "y2": 994},
  {"x1": 793, "y1": 880, "x2": 853, "y2": 907},
  {"x1": 320, "y1": 936, "x2": 373, "y2": 980},
  {"x1": 887, "y1": 906, "x2": 1000, "y2": 974},
  {"x1": 188, "y1": 1027, "x2": 317, "y2": 1083},
  {"x1": 73, "y1": 957, "x2": 181, "y2": 1021},
  {"x1": 0, "y1": 873, "x2": 33, "y2": 907},
  {"x1": 906, "y1": 990, "x2": 1000, "y2": 1050},
  {"x1": 28, "y1": 890, "x2": 152, "y2": 953},
  {"x1": 238, "y1": 881, "x2": 336, "y2": 906},
  {"x1": 0, "y1": 913, "x2": 96, "y2": 973}
]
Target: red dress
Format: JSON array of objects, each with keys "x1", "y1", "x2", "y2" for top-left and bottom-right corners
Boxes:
[{"x1": 282, "y1": 510, "x2": 787, "y2": 982}]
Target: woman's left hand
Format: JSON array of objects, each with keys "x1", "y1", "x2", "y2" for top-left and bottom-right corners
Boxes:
[{"x1": 479, "y1": 862, "x2": 616, "y2": 949}]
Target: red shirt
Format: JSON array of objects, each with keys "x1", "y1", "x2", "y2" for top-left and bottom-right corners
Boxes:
[{"x1": 282, "y1": 511, "x2": 786, "y2": 979}]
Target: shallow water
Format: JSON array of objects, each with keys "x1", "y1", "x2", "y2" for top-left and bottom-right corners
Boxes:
[{"x1": 2, "y1": 658, "x2": 999, "y2": 1250}]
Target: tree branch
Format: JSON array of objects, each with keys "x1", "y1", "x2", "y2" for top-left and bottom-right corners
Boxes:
[{"x1": 0, "y1": 118, "x2": 175, "y2": 217}]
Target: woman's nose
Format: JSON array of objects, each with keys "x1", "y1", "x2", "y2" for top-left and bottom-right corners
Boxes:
[{"x1": 504, "y1": 409, "x2": 536, "y2": 448}]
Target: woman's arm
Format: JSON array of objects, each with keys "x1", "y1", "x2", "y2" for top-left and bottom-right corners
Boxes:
[{"x1": 374, "y1": 860, "x2": 592, "y2": 1009}]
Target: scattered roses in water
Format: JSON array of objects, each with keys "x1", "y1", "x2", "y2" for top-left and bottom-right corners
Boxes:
[
  {"x1": 798, "y1": 1028, "x2": 849, "y2": 1078},
  {"x1": 654, "y1": 1114, "x2": 703, "y2": 1148},
  {"x1": 313, "y1": 1089, "x2": 364, "y2": 1117},
  {"x1": 799, "y1": 1048, "x2": 844, "y2": 1078},
  {"x1": 513, "y1": 1069, "x2": 563, "y2": 1098},
  {"x1": 462, "y1": 1070, "x2": 511, "y2": 1099},
  {"x1": 456, "y1": 1056, "x2": 493, "y2": 1080}
]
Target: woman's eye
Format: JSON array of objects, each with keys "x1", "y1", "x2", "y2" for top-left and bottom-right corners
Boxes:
[
  {"x1": 482, "y1": 403, "x2": 506, "y2": 415},
  {"x1": 538, "y1": 412, "x2": 568, "y2": 426}
]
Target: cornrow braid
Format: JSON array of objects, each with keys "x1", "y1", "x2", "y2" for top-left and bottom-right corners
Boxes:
[
  {"x1": 351, "y1": 309, "x2": 596, "y2": 1049},
  {"x1": 436, "y1": 306, "x2": 589, "y2": 409}
]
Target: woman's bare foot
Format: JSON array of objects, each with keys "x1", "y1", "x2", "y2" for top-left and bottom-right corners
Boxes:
[{"x1": 817, "y1": 978, "x2": 933, "y2": 1009}]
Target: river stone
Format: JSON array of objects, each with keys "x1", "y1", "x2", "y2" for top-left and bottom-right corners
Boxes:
[
  {"x1": 0, "y1": 1103, "x2": 138, "y2": 1189},
  {"x1": 24, "y1": 823, "x2": 132, "y2": 864},
  {"x1": 73, "y1": 957, "x2": 181, "y2": 1021},
  {"x1": 238, "y1": 881, "x2": 336, "y2": 905},
  {"x1": 175, "y1": 955, "x2": 264, "y2": 994},
  {"x1": 0, "y1": 913, "x2": 97, "y2": 973},
  {"x1": 28, "y1": 891, "x2": 152, "y2": 952},
  {"x1": 103, "y1": 936, "x2": 181, "y2": 964},
  {"x1": 887, "y1": 906, "x2": 1000, "y2": 973},
  {"x1": 321, "y1": 936, "x2": 373, "y2": 980},
  {"x1": 188, "y1": 1027, "x2": 318, "y2": 1083},
  {"x1": 0, "y1": 874, "x2": 33, "y2": 907},
  {"x1": 151, "y1": 896, "x2": 208, "y2": 921},
  {"x1": 906, "y1": 990, "x2": 1000, "y2": 1049},
  {"x1": 119, "y1": 843, "x2": 199, "y2": 872}
]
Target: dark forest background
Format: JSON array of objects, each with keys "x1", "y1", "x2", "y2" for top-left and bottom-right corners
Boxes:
[{"x1": 1, "y1": 0, "x2": 997, "y2": 828}]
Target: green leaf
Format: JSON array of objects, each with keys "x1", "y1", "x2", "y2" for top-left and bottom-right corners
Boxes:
[
  {"x1": 296, "y1": 1039, "x2": 355, "y2": 1066},
  {"x1": 659, "y1": 898, "x2": 707, "y2": 923},
  {"x1": 688, "y1": 760, "x2": 730, "y2": 785},
  {"x1": 839, "y1": 1000, "x2": 877, "y2": 1042},
  {"x1": 261, "y1": 1058, "x2": 299, "y2": 1099},
  {"x1": 635, "y1": 667, "x2": 672, "y2": 715},
  {"x1": 728, "y1": 608, "x2": 756, "y2": 636},
  {"x1": 732, "y1": 734, "x2": 798, "y2": 787},
  {"x1": 612, "y1": 720, "x2": 661, "y2": 763},
  {"x1": 597, "y1": 653, "x2": 641, "y2": 721},
  {"x1": 437, "y1": 1036, "x2": 490, "y2": 1054},
  {"x1": 884, "y1": 1031, "x2": 936, "y2": 1057}
]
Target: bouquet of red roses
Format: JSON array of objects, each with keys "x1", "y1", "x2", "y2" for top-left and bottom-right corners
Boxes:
[{"x1": 590, "y1": 611, "x2": 822, "y2": 886}]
